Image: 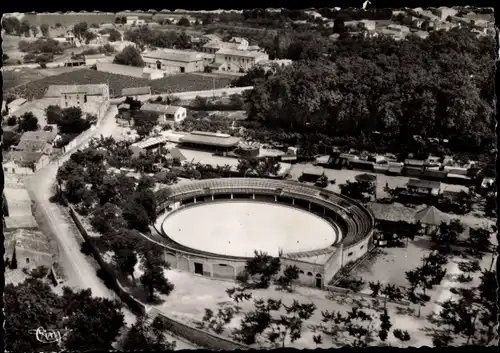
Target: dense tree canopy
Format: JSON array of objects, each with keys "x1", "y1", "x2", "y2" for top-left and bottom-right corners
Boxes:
[
  {"x1": 113, "y1": 45, "x2": 145, "y2": 67},
  {"x1": 243, "y1": 28, "x2": 496, "y2": 154},
  {"x1": 5, "y1": 279, "x2": 125, "y2": 352}
]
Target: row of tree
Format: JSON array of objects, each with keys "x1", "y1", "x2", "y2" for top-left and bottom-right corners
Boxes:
[
  {"x1": 2, "y1": 17, "x2": 49, "y2": 37},
  {"x1": 56, "y1": 137, "x2": 175, "y2": 303}
]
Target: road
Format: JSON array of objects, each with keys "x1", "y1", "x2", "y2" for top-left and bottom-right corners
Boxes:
[
  {"x1": 25, "y1": 99, "x2": 202, "y2": 348},
  {"x1": 25, "y1": 105, "x2": 139, "y2": 321},
  {"x1": 110, "y1": 86, "x2": 254, "y2": 104}
]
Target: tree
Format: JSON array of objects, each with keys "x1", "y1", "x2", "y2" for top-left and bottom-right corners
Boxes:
[
  {"x1": 177, "y1": 17, "x2": 190, "y2": 27},
  {"x1": 64, "y1": 173, "x2": 88, "y2": 203},
  {"x1": 276, "y1": 265, "x2": 299, "y2": 292},
  {"x1": 7, "y1": 116, "x2": 17, "y2": 126},
  {"x1": 20, "y1": 20, "x2": 30, "y2": 36},
  {"x1": 72, "y1": 22, "x2": 90, "y2": 42},
  {"x1": 244, "y1": 250, "x2": 281, "y2": 288},
  {"x1": 467, "y1": 227, "x2": 492, "y2": 253},
  {"x1": 133, "y1": 188, "x2": 157, "y2": 222},
  {"x1": 339, "y1": 180, "x2": 375, "y2": 203},
  {"x1": 123, "y1": 200, "x2": 151, "y2": 232},
  {"x1": 122, "y1": 315, "x2": 176, "y2": 351},
  {"x1": 378, "y1": 309, "x2": 392, "y2": 342},
  {"x1": 2, "y1": 16, "x2": 21, "y2": 35},
  {"x1": 30, "y1": 25, "x2": 39, "y2": 37},
  {"x1": 18, "y1": 112, "x2": 39, "y2": 132},
  {"x1": 40, "y1": 23, "x2": 49, "y2": 37},
  {"x1": 393, "y1": 329, "x2": 411, "y2": 347},
  {"x1": 113, "y1": 248, "x2": 138, "y2": 281},
  {"x1": 10, "y1": 247, "x2": 18, "y2": 269},
  {"x1": 62, "y1": 288, "x2": 125, "y2": 351},
  {"x1": 139, "y1": 255, "x2": 175, "y2": 302},
  {"x1": 315, "y1": 173, "x2": 329, "y2": 188},
  {"x1": 56, "y1": 107, "x2": 91, "y2": 134},
  {"x1": 5, "y1": 279, "x2": 125, "y2": 353},
  {"x1": 113, "y1": 45, "x2": 145, "y2": 67},
  {"x1": 231, "y1": 298, "x2": 316, "y2": 347}
]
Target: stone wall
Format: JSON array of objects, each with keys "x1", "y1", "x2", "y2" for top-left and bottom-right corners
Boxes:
[{"x1": 68, "y1": 205, "x2": 147, "y2": 315}]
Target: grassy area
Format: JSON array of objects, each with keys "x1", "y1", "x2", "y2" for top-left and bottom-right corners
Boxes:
[{"x1": 5, "y1": 69, "x2": 233, "y2": 100}]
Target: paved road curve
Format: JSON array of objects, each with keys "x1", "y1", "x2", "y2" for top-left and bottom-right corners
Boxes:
[{"x1": 26, "y1": 101, "x2": 201, "y2": 348}]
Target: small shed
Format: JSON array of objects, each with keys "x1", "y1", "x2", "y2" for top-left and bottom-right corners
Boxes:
[
  {"x1": 300, "y1": 167, "x2": 325, "y2": 182},
  {"x1": 406, "y1": 179, "x2": 441, "y2": 196}
]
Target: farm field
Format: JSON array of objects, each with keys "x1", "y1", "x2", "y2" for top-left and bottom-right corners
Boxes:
[
  {"x1": 3, "y1": 67, "x2": 84, "y2": 91},
  {"x1": 5, "y1": 69, "x2": 233, "y2": 99}
]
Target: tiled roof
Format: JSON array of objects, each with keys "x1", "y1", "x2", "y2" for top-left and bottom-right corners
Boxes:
[
  {"x1": 368, "y1": 202, "x2": 425, "y2": 223},
  {"x1": 179, "y1": 131, "x2": 240, "y2": 147},
  {"x1": 132, "y1": 136, "x2": 167, "y2": 149},
  {"x1": 166, "y1": 147, "x2": 186, "y2": 161},
  {"x1": 142, "y1": 49, "x2": 203, "y2": 63},
  {"x1": 20, "y1": 131, "x2": 58, "y2": 143},
  {"x1": 140, "y1": 103, "x2": 184, "y2": 115},
  {"x1": 45, "y1": 84, "x2": 108, "y2": 97},
  {"x1": 11, "y1": 151, "x2": 45, "y2": 164},
  {"x1": 122, "y1": 86, "x2": 152, "y2": 96},
  {"x1": 216, "y1": 48, "x2": 267, "y2": 58},
  {"x1": 15, "y1": 140, "x2": 47, "y2": 152}
]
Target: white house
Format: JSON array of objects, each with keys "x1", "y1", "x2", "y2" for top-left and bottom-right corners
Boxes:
[
  {"x1": 139, "y1": 103, "x2": 187, "y2": 126},
  {"x1": 84, "y1": 53, "x2": 107, "y2": 66},
  {"x1": 214, "y1": 48, "x2": 269, "y2": 73},
  {"x1": 126, "y1": 16, "x2": 145, "y2": 25}
]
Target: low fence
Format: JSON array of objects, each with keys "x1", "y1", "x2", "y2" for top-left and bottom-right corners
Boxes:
[
  {"x1": 67, "y1": 205, "x2": 147, "y2": 315},
  {"x1": 67, "y1": 203, "x2": 250, "y2": 349},
  {"x1": 152, "y1": 309, "x2": 250, "y2": 350},
  {"x1": 324, "y1": 285, "x2": 411, "y2": 307}
]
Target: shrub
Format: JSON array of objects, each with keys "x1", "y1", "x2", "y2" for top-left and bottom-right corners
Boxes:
[{"x1": 30, "y1": 265, "x2": 49, "y2": 278}]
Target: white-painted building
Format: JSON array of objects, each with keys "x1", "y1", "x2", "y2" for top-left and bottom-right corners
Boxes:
[
  {"x1": 214, "y1": 48, "x2": 269, "y2": 73},
  {"x1": 139, "y1": 103, "x2": 187, "y2": 126}
]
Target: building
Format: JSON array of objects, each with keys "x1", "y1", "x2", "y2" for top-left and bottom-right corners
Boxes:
[
  {"x1": 257, "y1": 59, "x2": 293, "y2": 73},
  {"x1": 406, "y1": 179, "x2": 441, "y2": 196},
  {"x1": 300, "y1": 167, "x2": 325, "y2": 183},
  {"x1": 6, "y1": 98, "x2": 27, "y2": 114},
  {"x1": 3, "y1": 152, "x2": 50, "y2": 174},
  {"x1": 84, "y1": 53, "x2": 107, "y2": 66},
  {"x1": 238, "y1": 141, "x2": 260, "y2": 158},
  {"x1": 65, "y1": 30, "x2": 76, "y2": 43},
  {"x1": 44, "y1": 84, "x2": 110, "y2": 118},
  {"x1": 12, "y1": 131, "x2": 58, "y2": 156},
  {"x1": 126, "y1": 16, "x2": 145, "y2": 25},
  {"x1": 200, "y1": 34, "x2": 222, "y2": 44},
  {"x1": 121, "y1": 86, "x2": 152, "y2": 99},
  {"x1": 129, "y1": 136, "x2": 167, "y2": 156},
  {"x1": 165, "y1": 147, "x2": 187, "y2": 163},
  {"x1": 202, "y1": 40, "x2": 247, "y2": 54},
  {"x1": 179, "y1": 131, "x2": 241, "y2": 152},
  {"x1": 4, "y1": 229, "x2": 54, "y2": 270},
  {"x1": 142, "y1": 49, "x2": 205, "y2": 74},
  {"x1": 96, "y1": 62, "x2": 164, "y2": 80},
  {"x1": 139, "y1": 103, "x2": 187, "y2": 126},
  {"x1": 214, "y1": 48, "x2": 269, "y2": 73}
]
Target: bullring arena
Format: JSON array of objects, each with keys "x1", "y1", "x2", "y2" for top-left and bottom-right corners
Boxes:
[{"x1": 148, "y1": 178, "x2": 375, "y2": 289}]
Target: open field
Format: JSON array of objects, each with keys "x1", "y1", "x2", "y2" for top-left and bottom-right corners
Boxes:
[
  {"x1": 162, "y1": 201, "x2": 339, "y2": 257},
  {"x1": 3, "y1": 67, "x2": 85, "y2": 91},
  {"x1": 5, "y1": 69, "x2": 233, "y2": 99}
]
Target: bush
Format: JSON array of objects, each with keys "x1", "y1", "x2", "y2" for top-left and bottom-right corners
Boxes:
[
  {"x1": 39, "y1": 62, "x2": 47, "y2": 68},
  {"x1": 7, "y1": 116, "x2": 17, "y2": 126},
  {"x1": 337, "y1": 276, "x2": 365, "y2": 292},
  {"x1": 30, "y1": 265, "x2": 49, "y2": 278}
]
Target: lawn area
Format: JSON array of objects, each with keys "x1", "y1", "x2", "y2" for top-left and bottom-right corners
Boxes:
[{"x1": 5, "y1": 69, "x2": 233, "y2": 100}]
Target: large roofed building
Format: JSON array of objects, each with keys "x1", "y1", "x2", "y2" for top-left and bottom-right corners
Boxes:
[
  {"x1": 179, "y1": 131, "x2": 241, "y2": 152},
  {"x1": 142, "y1": 49, "x2": 205, "y2": 74}
]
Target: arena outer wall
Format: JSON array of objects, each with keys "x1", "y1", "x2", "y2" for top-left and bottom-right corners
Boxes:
[{"x1": 149, "y1": 178, "x2": 375, "y2": 289}]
